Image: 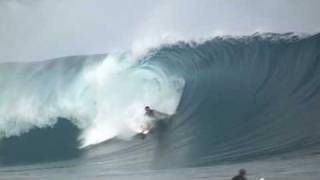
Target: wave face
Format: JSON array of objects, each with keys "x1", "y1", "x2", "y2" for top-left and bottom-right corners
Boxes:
[{"x1": 0, "y1": 33, "x2": 320, "y2": 169}]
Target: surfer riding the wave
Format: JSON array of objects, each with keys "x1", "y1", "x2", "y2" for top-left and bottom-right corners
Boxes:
[{"x1": 139, "y1": 106, "x2": 170, "y2": 135}]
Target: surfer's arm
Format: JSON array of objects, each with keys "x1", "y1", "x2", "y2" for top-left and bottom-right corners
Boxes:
[{"x1": 153, "y1": 111, "x2": 171, "y2": 119}]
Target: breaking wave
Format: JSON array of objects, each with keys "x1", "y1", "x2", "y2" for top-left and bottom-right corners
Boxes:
[{"x1": 0, "y1": 33, "x2": 320, "y2": 167}]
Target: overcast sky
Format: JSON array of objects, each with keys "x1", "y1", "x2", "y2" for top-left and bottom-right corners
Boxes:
[{"x1": 0, "y1": 0, "x2": 320, "y2": 62}]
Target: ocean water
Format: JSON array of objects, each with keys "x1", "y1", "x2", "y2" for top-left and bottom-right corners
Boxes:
[{"x1": 0, "y1": 33, "x2": 320, "y2": 179}]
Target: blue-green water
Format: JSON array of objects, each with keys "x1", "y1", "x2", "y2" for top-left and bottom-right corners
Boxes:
[{"x1": 0, "y1": 33, "x2": 320, "y2": 179}]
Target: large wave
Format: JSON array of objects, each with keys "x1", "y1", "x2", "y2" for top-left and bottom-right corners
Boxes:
[
  {"x1": 149, "y1": 33, "x2": 320, "y2": 167},
  {"x1": 0, "y1": 33, "x2": 320, "y2": 168},
  {"x1": 0, "y1": 53, "x2": 184, "y2": 148}
]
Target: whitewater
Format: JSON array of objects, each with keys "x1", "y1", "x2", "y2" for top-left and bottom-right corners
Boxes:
[{"x1": 0, "y1": 33, "x2": 320, "y2": 180}]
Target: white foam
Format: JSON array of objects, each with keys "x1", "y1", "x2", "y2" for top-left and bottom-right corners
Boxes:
[{"x1": 0, "y1": 52, "x2": 185, "y2": 148}]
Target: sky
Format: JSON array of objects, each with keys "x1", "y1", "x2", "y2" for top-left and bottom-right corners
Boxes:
[{"x1": 0, "y1": 0, "x2": 320, "y2": 62}]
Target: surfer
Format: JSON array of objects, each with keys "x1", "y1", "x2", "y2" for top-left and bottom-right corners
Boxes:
[
  {"x1": 139, "y1": 106, "x2": 156, "y2": 134},
  {"x1": 231, "y1": 169, "x2": 248, "y2": 180},
  {"x1": 139, "y1": 106, "x2": 170, "y2": 135},
  {"x1": 144, "y1": 106, "x2": 170, "y2": 119}
]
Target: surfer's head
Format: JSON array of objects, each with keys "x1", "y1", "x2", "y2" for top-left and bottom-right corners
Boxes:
[{"x1": 145, "y1": 106, "x2": 151, "y2": 112}]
